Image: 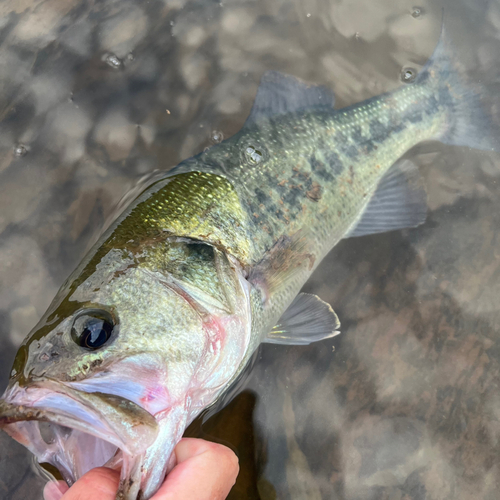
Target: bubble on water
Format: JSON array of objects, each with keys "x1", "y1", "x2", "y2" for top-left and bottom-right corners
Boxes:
[
  {"x1": 126, "y1": 52, "x2": 134, "y2": 62},
  {"x1": 411, "y1": 6, "x2": 424, "y2": 18},
  {"x1": 401, "y1": 67, "x2": 417, "y2": 83},
  {"x1": 245, "y1": 145, "x2": 263, "y2": 164},
  {"x1": 103, "y1": 52, "x2": 123, "y2": 70},
  {"x1": 306, "y1": 12, "x2": 311, "y2": 18},
  {"x1": 13, "y1": 143, "x2": 27, "y2": 157},
  {"x1": 211, "y1": 130, "x2": 224, "y2": 144}
]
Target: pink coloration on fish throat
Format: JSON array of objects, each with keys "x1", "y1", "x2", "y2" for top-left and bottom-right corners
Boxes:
[
  {"x1": 203, "y1": 315, "x2": 227, "y2": 356},
  {"x1": 140, "y1": 385, "x2": 170, "y2": 410}
]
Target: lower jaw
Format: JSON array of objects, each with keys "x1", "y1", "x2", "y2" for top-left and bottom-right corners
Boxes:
[{"x1": 4, "y1": 419, "x2": 122, "y2": 485}]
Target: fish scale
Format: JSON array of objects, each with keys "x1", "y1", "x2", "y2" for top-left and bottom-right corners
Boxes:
[
  {"x1": 183, "y1": 79, "x2": 447, "y2": 346},
  {"x1": 187, "y1": 80, "x2": 445, "y2": 271}
]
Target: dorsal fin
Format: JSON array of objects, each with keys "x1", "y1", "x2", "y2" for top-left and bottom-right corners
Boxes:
[
  {"x1": 245, "y1": 71, "x2": 335, "y2": 125},
  {"x1": 347, "y1": 159, "x2": 427, "y2": 238}
]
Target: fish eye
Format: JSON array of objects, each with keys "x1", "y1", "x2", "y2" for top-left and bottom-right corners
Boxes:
[{"x1": 71, "y1": 309, "x2": 116, "y2": 350}]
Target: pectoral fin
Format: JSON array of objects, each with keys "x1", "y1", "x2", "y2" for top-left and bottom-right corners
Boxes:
[
  {"x1": 264, "y1": 293, "x2": 340, "y2": 345},
  {"x1": 347, "y1": 159, "x2": 427, "y2": 238}
]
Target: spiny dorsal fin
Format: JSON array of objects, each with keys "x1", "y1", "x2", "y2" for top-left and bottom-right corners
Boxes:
[
  {"x1": 347, "y1": 159, "x2": 427, "y2": 238},
  {"x1": 245, "y1": 71, "x2": 335, "y2": 125},
  {"x1": 264, "y1": 293, "x2": 340, "y2": 345}
]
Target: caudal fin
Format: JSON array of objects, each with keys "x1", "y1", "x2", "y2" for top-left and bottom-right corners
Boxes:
[{"x1": 417, "y1": 19, "x2": 500, "y2": 152}]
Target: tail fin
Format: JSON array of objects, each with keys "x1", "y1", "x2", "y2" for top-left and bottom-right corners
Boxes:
[{"x1": 416, "y1": 18, "x2": 500, "y2": 152}]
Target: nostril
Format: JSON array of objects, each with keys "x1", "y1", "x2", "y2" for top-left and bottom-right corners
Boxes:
[{"x1": 39, "y1": 351, "x2": 59, "y2": 361}]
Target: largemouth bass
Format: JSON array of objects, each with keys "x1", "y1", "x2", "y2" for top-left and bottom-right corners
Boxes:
[{"x1": 0, "y1": 26, "x2": 496, "y2": 500}]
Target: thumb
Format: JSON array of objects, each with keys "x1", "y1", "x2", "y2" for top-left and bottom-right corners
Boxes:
[{"x1": 44, "y1": 468, "x2": 120, "y2": 500}]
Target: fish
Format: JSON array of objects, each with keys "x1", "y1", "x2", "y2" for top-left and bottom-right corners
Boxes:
[{"x1": 0, "y1": 24, "x2": 497, "y2": 500}]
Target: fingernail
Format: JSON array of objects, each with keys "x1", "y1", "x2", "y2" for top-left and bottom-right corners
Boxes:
[{"x1": 43, "y1": 481, "x2": 68, "y2": 500}]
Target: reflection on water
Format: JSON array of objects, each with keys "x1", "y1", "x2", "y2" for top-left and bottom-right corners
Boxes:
[{"x1": 1, "y1": 0, "x2": 500, "y2": 498}]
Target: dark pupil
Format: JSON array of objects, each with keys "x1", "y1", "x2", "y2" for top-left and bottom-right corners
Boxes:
[{"x1": 72, "y1": 313, "x2": 114, "y2": 349}]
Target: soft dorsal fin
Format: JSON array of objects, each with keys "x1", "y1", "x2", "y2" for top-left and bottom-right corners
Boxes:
[
  {"x1": 347, "y1": 159, "x2": 427, "y2": 238},
  {"x1": 246, "y1": 71, "x2": 335, "y2": 125},
  {"x1": 264, "y1": 293, "x2": 340, "y2": 345}
]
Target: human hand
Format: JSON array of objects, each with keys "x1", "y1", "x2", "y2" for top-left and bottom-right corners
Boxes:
[{"x1": 43, "y1": 438, "x2": 239, "y2": 500}]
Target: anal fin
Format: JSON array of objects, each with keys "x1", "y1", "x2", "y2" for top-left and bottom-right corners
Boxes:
[
  {"x1": 348, "y1": 159, "x2": 427, "y2": 238},
  {"x1": 264, "y1": 293, "x2": 340, "y2": 345}
]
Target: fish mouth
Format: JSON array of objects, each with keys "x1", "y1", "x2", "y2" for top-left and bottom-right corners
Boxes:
[{"x1": 0, "y1": 380, "x2": 158, "y2": 485}]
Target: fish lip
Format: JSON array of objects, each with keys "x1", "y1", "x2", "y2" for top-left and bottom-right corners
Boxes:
[{"x1": 0, "y1": 379, "x2": 159, "y2": 457}]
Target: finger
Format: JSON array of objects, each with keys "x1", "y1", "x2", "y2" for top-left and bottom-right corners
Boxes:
[
  {"x1": 43, "y1": 481, "x2": 69, "y2": 500},
  {"x1": 153, "y1": 438, "x2": 239, "y2": 500},
  {"x1": 57, "y1": 468, "x2": 120, "y2": 500}
]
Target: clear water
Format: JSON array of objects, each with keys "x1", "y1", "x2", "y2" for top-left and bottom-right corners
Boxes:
[{"x1": 1, "y1": 0, "x2": 500, "y2": 499}]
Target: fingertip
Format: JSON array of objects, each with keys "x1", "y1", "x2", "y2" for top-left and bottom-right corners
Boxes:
[
  {"x1": 57, "y1": 467, "x2": 120, "y2": 499},
  {"x1": 175, "y1": 438, "x2": 239, "y2": 477},
  {"x1": 208, "y1": 441, "x2": 240, "y2": 482},
  {"x1": 174, "y1": 437, "x2": 208, "y2": 462},
  {"x1": 227, "y1": 449, "x2": 240, "y2": 483},
  {"x1": 158, "y1": 438, "x2": 239, "y2": 500},
  {"x1": 76, "y1": 467, "x2": 120, "y2": 494},
  {"x1": 43, "y1": 481, "x2": 68, "y2": 500},
  {"x1": 175, "y1": 437, "x2": 238, "y2": 468}
]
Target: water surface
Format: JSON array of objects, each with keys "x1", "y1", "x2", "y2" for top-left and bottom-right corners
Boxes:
[{"x1": 1, "y1": 0, "x2": 500, "y2": 499}]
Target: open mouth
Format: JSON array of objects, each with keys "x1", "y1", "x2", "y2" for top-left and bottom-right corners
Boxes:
[{"x1": 0, "y1": 381, "x2": 158, "y2": 486}]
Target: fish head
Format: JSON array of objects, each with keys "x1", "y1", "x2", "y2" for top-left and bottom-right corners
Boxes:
[{"x1": 0, "y1": 239, "x2": 252, "y2": 498}]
